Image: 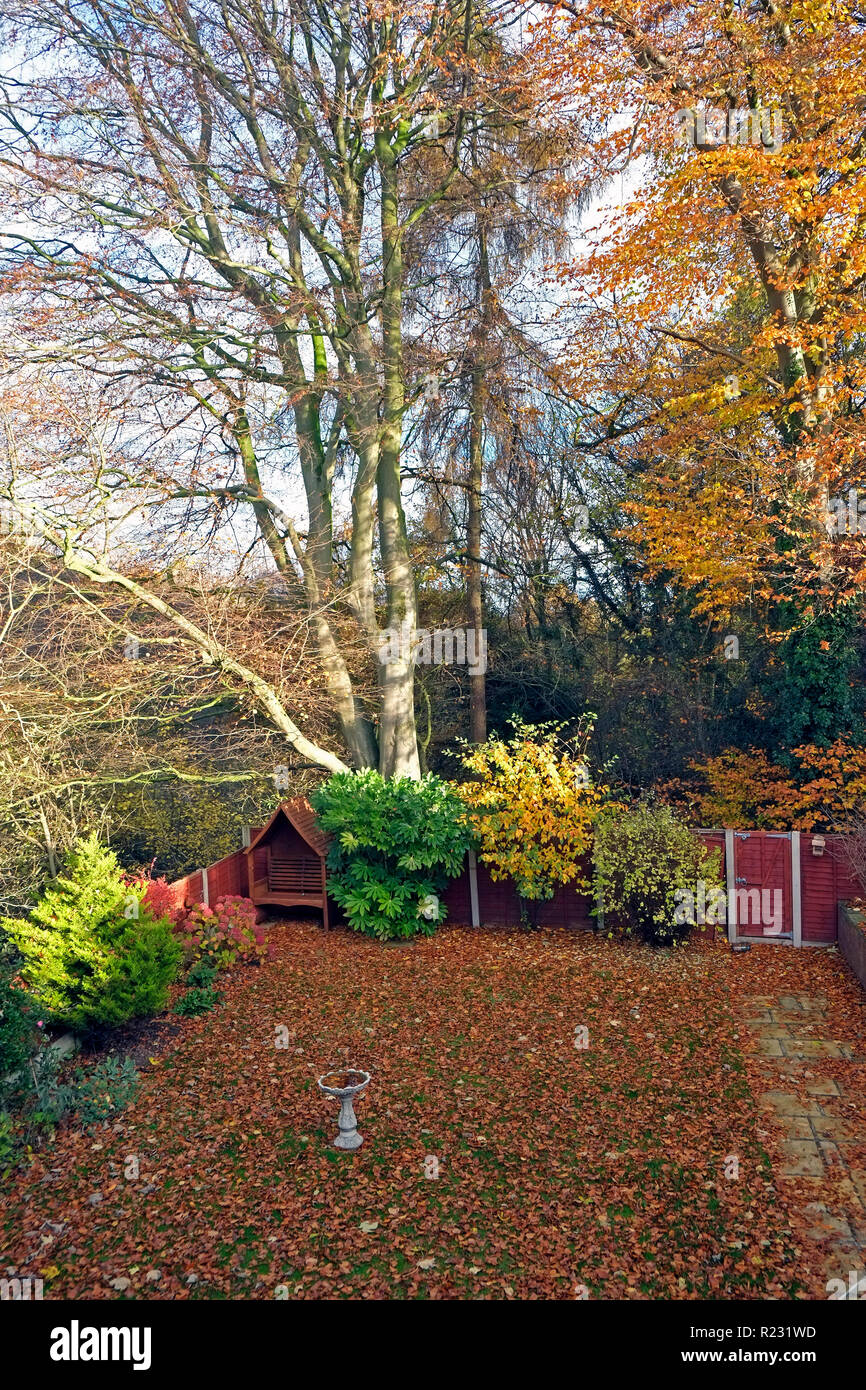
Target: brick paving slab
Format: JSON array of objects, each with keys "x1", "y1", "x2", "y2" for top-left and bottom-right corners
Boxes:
[
  {"x1": 812, "y1": 1115, "x2": 851, "y2": 1140},
  {"x1": 806, "y1": 1079, "x2": 842, "y2": 1097},
  {"x1": 848, "y1": 1173, "x2": 866, "y2": 1203},
  {"x1": 780, "y1": 1140, "x2": 825, "y2": 1177},
  {"x1": 758, "y1": 1090, "x2": 824, "y2": 1117},
  {"x1": 781, "y1": 1039, "x2": 845, "y2": 1058}
]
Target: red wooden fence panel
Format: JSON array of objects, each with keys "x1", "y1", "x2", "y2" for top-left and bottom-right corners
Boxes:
[
  {"x1": 165, "y1": 823, "x2": 862, "y2": 944},
  {"x1": 441, "y1": 858, "x2": 594, "y2": 927},
  {"x1": 801, "y1": 833, "x2": 860, "y2": 945},
  {"x1": 440, "y1": 864, "x2": 472, "y2": 922},
  {"x1": 205, "y1": 850, "x2": 249, "y2": 899}
]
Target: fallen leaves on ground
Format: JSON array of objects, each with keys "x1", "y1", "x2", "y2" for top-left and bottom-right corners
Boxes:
[{"x1": 2, "y1": 922, "x2": 863, "y2": 1299}]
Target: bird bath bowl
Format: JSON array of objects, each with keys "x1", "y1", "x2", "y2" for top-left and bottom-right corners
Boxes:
[{"x1": 317, "y1": 1068, "x2": 371, "y2": 1151}]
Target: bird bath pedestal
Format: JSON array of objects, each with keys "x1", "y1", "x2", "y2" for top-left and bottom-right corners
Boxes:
[{"x1": 317, "y1": 1068, "x2": 371, "y2": 1151}]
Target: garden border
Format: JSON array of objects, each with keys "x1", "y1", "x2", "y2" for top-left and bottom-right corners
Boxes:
[{"x1": 165, "y1": 823, "x2": 860, "y2": 947}]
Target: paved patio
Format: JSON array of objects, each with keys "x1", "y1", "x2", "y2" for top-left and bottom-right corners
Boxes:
[{"x1": 740, "y1": 974, "x2": 866, "y2": 1294}]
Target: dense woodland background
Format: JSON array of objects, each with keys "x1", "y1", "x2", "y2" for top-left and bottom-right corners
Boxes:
[{"x1": 1, "y1": 0, "x2": 865, "y2": 908}]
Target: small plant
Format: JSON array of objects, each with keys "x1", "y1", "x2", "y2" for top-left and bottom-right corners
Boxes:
[
  {"x1": 69, "y1": 1056, "x2": 139, "y2": 1124},
  {"x1": 458, "y1": 717, "x2": 610, "y2": 925},
  {"x1": 186, "y1": 957, "x2": 219, "y2": 988},
  {"x1": 0, "y1": 835, "x2": 181, "y2": 1031},
  {"x1": 312, "y1": 770, "x2": 473, "y2": 939},
  {"x1": 27, "y1": 1045, "x2": 77, "y2": 1126},
  {"x1": 592, "y1": 800, "x2": 723, "y2": 946},
  {"x1": 175, "y1": 985, "x2": 221, "y2": 1017},
  {"x1": 0, "y1": 1045, "x2": 140, "y2": 1163},
  {"x1": 0, "y1": 1111, "x2": 16, "y2": 1170},
  {"x1": 0, "y1": 965, "x2": 40, "y2": 1083},
  {"x1": 178, "y1": 896, "x2": 267, "y2": 969}
]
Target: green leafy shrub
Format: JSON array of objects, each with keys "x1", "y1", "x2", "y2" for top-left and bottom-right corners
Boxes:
[
  {"x1": 0, "y1": 965, "x2": 39, "y2": 1082},
  {"x1": 0, "y1": 835, "x2": 181, "y2": 1032},
  {"x1": 0, "y1": 1111, "x2": 16, "y2": 1170},
  {"x1": 16, "y1": 1045, "x2": 76, "y2": 1130},
  {"x1": 178, "y1": 895, "x2": 268, "y2": 970},
  {"x1": 186, "y1": 957, "x2": 218, "y2": 988},
  {"x1": 592, "y1": 801, "x2": 723, "y2": 946},
  {"x1": 312, "y1": 771, "x2": 473, "y2": 939},
  {"x1": 0, "y1": 1049, "x2": 139, "y2": 1164},
  {"x1": 70, "y1": 1057, "x2": 139, "y2": 1124},
  {"x1": 174, "y1": 985, "x2": 221, "y2": 1016}
]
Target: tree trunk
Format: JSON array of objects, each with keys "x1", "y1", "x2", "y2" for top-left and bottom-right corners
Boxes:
[
  {"x1": 467, "y1": 216, "x2": 490, "y2": 744},
  {"x1": 375, "y1": 128, "x2": 421, "y2": 779}
]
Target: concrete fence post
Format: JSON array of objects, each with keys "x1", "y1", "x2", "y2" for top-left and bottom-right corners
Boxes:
[
  {"x1": 467, "y1": 850, "x2": 480, "y2": 927},
  {"x1": 725, "y1": 829, "x2": 736, "y2": 943},
  {"x1": 791, "y1": 831, "x2": 802, "y2": 947}
]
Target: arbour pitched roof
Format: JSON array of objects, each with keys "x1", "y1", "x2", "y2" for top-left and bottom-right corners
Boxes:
[{"x1": 245, "y1": 797, "x2": 330, "y2": 858}]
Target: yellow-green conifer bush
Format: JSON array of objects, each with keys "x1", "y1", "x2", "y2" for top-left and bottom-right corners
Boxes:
[{"x1": 1, "y1": 835, "x2": 181, "y2": 1032}]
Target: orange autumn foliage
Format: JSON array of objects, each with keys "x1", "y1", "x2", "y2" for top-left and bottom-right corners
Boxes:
[
  {"x1": 661, "y1": 740, "x2": 866, "y2": 831},
  {"x1": 661, "y1": 750, "x2": 797, "y2": 830},
  {"x1": 535, "y1": 0, "x2": 866, "y2": 623}
]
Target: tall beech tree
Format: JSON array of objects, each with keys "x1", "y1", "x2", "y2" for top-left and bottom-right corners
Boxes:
[
  {"x1": 538, "y1": 0, "x2": 866, "y2": 624},
  {"x1": 0, "y1": 0, "x2": 541, "y2": 777}
]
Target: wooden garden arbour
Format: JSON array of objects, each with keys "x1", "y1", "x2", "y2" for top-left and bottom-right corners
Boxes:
[{"x1": 244, "y1": 798, "x2": 332, "y2": 929}]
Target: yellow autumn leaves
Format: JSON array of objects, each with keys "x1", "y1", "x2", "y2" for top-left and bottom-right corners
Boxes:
[{"x1": 456, "y1": 721, "x2": 613, "y2": 901}]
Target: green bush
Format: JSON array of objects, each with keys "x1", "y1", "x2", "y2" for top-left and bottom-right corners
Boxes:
[
  {"x1": 0, "y1": 965, "x2": 39, "y2": 1082},
  {"x1": 0, "y1": 1111, "x2": 16, "y2": 1170},
  {"x1": 28, "y1": 1046, "x2": 76, "y2": 1124},
  {"x1": 0, "y1": 1050, "x2": 139, "y2": 1166},
  {"x1": 1, "y1": 1048, "x2": 76, "y2": 1166},
  {"x1": 186, "y1": 958, "x2": 219, "y2": 989},
  {"x1": 70, "y1": 1057, "x2": 139, "y2": 1124},
  {"x1": 592, "y1": 801, "x2": 723, "y2": 946},
  {"x1": 174, "y1": 985, "x2": 221, "y2": 1016},
  {"x1": 95, "y1": 920, "x2": 183, "y2": 1026},
  {"x1": 0, "y1": 835, "x2": 181, "y2": 1032},
  {"x1": 312, "y1": 770, "x2": 473, "y2": 940}
]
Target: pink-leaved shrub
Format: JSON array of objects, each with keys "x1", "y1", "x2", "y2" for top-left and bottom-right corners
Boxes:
[{"x1": 178, "y1": 895, "x2": 269, "y2": 969}]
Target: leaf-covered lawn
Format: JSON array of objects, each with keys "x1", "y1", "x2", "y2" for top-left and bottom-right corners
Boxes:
[{"x1": 2, "y1": 923, "x2": 860, "y2": 1299}]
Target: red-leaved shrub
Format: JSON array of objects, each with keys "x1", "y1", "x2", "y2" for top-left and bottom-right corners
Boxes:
[{"x1": 123, "y1": 871, "x2": 184, "y2": 926}]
